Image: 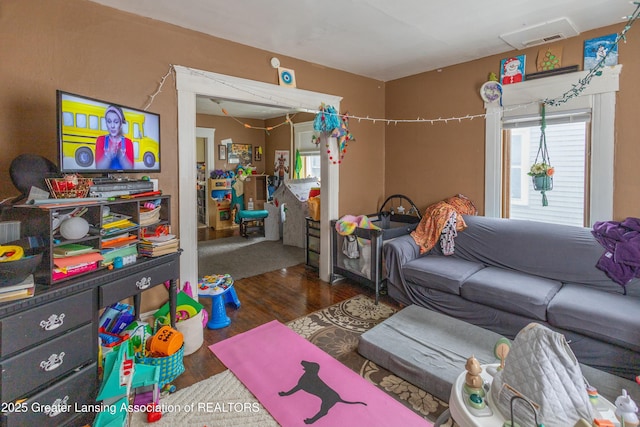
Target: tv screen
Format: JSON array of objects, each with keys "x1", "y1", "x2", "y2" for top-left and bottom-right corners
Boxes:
[{"x1": 57, "y1": 90, "x2": 160, "y2": 174}]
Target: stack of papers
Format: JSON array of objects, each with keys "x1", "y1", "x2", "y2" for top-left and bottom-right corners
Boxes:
[
  {"x1": 102, "y1": 213, "x2": 137, "y2": 236},
  {"x1": 53, "y1": 252, "x2": 103, "y2": 281},
  {"x1": 0, "y1": 274, "x2": 35, "y2": 302},
  {"x1": 53, "y1": 243, "x2": 98, "y2": 258},
  {"x1": 138, "y1": 234, "x2": 179, "y2": 257}
]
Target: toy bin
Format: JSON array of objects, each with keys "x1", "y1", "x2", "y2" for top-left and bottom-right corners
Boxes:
[
  {"x1": 175, "y1": 309, "x2": 204, "y2": 355},
  {"x1": 136, "y1": 345, "x2": 185, "y2": 388}
]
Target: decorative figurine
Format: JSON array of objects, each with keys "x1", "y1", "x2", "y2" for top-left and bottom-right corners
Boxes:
[
  {"x1": 615, "y1": 389, "x2": 639, "y2": 427},
  {"x1": 464, "y1": 356, "x2": 486, "y2": 410}
]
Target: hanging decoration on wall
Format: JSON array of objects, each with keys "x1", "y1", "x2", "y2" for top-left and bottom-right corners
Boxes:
[
  {"x1": 218, "y1": 106, "x2": 296, "y2": 133},
  {"x1": 313, "y1": 105, "x2": 355, "y2": 164},
  {"x1": 537, "y1": 47, "x2": 563, "y2": 72},
  {"x1": 278, "y1": 67, "x2": 297, "y2": 88},
  {"x1": 313, "y1": 104, "x2": 341, "y2": 133},
  {"x1": 480, "y1": 72, "x2": 502, "y2": 105},
  {"x1": 528, "y1": 104, "x2": 554, "y2": 206}
]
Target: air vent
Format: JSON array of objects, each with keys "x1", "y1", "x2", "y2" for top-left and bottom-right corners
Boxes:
[
  {"x1": 523, "y1": 33, "x2": 565, "y2": 48},
  {"x1": 500, "y1": 18, "x2": 579, "y2": 50}
]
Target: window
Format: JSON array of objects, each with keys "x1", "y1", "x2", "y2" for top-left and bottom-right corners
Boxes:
[
  {"x1": 76, "y1": 113, "x2": 87, "y2": 129},
  {"x1": 294, "y1": 121, "x2": 320, "y2": 179},
  {"x1": 508, "y1": 129, "x2": 529, "y2": 205},
  {"x1": 63, "y1": 111, "x2": 74, "y2": 127},
  {"x1": 89, "y1": 114, "x2": 100, "y2": 130},
  {"x1": 301, "y1": 153, "x2": 321, "y2": 179},
  {"x1": 503, "y1": 119, "x2": 589, "y2": 227}
]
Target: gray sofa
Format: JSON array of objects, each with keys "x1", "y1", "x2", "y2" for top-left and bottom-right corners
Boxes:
[{"x1": 384, "y1": 215, "x2": 640, "y2": 379}]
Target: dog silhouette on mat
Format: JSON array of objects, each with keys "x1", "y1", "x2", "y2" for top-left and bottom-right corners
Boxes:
[{"x1": 279, "y1": 360, "x2": 367, "y2": 424}]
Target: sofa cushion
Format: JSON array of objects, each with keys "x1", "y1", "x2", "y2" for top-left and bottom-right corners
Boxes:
[
  {"x1": 460, "y1": 267, "x2": 562, "y2": 321},
  {"x1": 437, "y1": 215, "x2": 628, "y2": 295},
  {"x1": 403, "y1": 255, "x2": 485, "y2": 295},
  {"x1": 548, "y1": 283, "x2": 640, "y2": 352}
]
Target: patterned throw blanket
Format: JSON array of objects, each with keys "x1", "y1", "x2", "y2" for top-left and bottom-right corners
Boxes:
[{"x1": 410, "y1": 194, "x2": 477, "y2": 255}]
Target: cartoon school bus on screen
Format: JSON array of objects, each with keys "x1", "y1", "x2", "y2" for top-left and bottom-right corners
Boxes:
[{"x1": 60, "y1": 99, "x2": 159, "y2": 170}]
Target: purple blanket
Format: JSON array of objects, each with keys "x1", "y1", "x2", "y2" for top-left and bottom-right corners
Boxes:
[{"x1": 592, "y1": 218, "x2": 640, "y2": 292}]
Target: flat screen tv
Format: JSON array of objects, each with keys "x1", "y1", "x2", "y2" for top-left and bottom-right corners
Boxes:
[{"x1": 57, "y1": 90, "x2": 160, "y2": 174}]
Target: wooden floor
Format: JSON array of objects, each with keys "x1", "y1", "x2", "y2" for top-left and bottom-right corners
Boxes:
[
  {"x1": 197, "y1": 223, "x2": 237, "y2": 241},
  {"x1": 173, "y1": 263, "x2": 403, "y2": 390}
]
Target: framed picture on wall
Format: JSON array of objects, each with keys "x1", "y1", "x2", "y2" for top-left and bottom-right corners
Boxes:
[
  {"x1": 218, "y1": 144, "x2": 226, "y2": 160},
  {"x1": 584, "y1": 34, "x2": 618, "y2": 70},
  {"x1": 500, "y1": 54, "x2": 525, "y2": 85},
  {"x1": 229, "y1": 143, "x2": 252, "y2": 165}
]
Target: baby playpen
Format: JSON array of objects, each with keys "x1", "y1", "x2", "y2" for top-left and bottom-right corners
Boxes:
[{"x1": 330, "y1": 195, "x2": 421, "y2": 303}]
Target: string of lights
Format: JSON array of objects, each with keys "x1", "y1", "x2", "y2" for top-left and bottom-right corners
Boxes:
[{"x1": 144, "y1": 2, "x2": 639, "y2": 127}]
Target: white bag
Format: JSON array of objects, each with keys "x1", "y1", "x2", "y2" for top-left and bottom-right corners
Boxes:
[{"x1": 342, "y1": 235, "x2": 359, "y2": 259}]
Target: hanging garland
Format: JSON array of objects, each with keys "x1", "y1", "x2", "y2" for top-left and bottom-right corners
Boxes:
[
  {"x1": 527, "y1": 104, "x2": 554, "y2": 206},
  {"x1": 313, "y1": 104, "x2": 355, "y2": 164}
]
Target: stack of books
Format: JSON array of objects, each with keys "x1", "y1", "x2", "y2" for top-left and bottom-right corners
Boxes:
[
  {"x1": 100, "y1": 213, "x2": 139, "y2": 267},
  {"x1": 138, "y1": 234, "x2": 179, "y2": 257},
  {"x1": 102, "y1": 213, "x2": 137, "y2": 236},
  {"x1": 0, "y1": 274, "x2": 35, "y2": 303},
  {"x1": 53, "y1": 242, "x2": 103, "y2": 281}
]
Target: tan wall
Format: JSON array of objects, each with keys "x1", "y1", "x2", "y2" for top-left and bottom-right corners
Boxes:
[
  {"x1": 386, "y1": 24, "x2": 640, "y2": 220},
  {"x1": 0, "y1": 0, "x2": 385, "y2": 219},
  {"x1": 196, "y1": 115, "x2": 267, "y2": 174}
]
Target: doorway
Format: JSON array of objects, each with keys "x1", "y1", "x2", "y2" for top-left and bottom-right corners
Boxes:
[
  {"x1": 196, "y1": 127, "x2": 215, "y2": 230},
  {"x1": 175, "y1": 66, "x2": 342, "y2": 286}
]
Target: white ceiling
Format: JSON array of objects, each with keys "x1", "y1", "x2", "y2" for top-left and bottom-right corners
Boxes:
[{"x1": 89, "y1": 0, "x2": 633, "y2": 118}]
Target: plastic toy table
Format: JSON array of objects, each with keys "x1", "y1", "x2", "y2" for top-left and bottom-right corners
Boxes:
[{"x1": 198, "y1": 274, "x2": 241, "y2": 329}]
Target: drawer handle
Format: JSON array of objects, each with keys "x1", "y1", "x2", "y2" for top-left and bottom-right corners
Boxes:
[
  {"x1": 40, "y1": 352, "x2": 65, "y2": 372},
  {"x1": 136, "y1": 276, "x2": 152, "y2": 290},
  {"x1": 46, "y1": 395, "x2": 69, "y2": 418},
  {"x1": 39, "y1": 313, "x2": 66, "y2": 331}
]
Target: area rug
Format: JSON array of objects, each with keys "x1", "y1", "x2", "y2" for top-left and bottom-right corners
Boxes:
[
  {"x1": 129, "y1": 295, "x2": 452, "y2": 427},
  {"x1": 198, "y1": 236, "x2": 305, "y2": 279},
  {"x1": 210, "y1": 320, "x2": 431, "y2": 427}
]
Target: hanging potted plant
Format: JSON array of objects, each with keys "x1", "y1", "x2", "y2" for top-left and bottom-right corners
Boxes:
[
  {"x1": 528, "y1": 162, "x2": 554, "y2": 192},
  {"x1": 529, "y1": 104, "x2": 554, "y2": 206}
]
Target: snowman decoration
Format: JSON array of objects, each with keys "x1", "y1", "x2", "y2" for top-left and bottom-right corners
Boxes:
[{"x1": 501, "y1": 57, "x2": 523, "y2": 85}]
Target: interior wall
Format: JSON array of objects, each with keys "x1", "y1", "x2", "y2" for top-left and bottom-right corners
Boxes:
[
  {"x1": 0, "y1": 0, "x2": 386, "y2": 218},
  {"x1": 196, "y1": 115, "x2": 267, "y2": 173},
  {"x1": 385, "y1": 23, "x2": 640, "y2": 220}
]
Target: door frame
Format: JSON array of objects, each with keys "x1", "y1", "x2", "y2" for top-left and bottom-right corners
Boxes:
[{"x1": 175, "y1": 66, "x2": 342, "y2": 287}]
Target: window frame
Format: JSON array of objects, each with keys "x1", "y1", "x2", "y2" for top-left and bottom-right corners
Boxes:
[{"x1": 484, "y1": 65, "x2": 621, "y2": 226}]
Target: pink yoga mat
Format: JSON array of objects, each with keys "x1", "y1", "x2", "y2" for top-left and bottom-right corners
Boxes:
[{"x1": 210, "y1": 320, "x2": 431, "y2": 427}]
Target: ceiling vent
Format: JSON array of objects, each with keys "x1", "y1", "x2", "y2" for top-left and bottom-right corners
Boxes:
[{"x1": 500, "y1": 18, "x2": 579, "y2": 49}]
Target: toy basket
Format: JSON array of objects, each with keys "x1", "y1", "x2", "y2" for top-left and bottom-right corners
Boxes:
[
  {"x1": 135, "y1": 344, "x2": 185, "y2": 388},
  {"x1": 45, "y1": 176, "x2": 93, "y2": 199}
]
